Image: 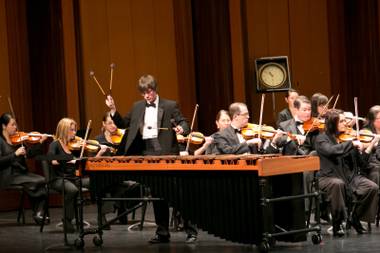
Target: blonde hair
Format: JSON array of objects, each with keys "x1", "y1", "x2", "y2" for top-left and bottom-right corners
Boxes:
[{"x1": 55, "y1": 118, "x2": 77, "y2": 145}]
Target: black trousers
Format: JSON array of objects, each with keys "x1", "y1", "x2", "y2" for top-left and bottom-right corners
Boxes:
[{"x1": 143, "y1": 138, "x2": 197, "y2": 238}]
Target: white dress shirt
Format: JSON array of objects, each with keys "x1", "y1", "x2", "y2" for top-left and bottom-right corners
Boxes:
[{"x1": 142, "y1": 96, "x2": 159, "y2": 139}]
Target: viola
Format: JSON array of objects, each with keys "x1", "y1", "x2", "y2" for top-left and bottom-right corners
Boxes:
[{"x1": 10, "y1": 131, "x2": 54, "y2": 145}]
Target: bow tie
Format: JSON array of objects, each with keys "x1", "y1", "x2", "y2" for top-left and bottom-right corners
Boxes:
[
  {"x1": 146, "y1": 102, "x2": 156, "y2": 108},
  {"x1": 234, "y1": 128, "x2": 242, "y2": 134},
  {"x1": 295, "y1": 121, "x2": 303, "y2": 126}
]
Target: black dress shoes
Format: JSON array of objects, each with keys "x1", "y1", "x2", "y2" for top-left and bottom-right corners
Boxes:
[
  {"x1": 185, "y1": 234, "x2": 197, "y2": 243},
  {"x1": 349, "y1": 216, "x2": 367, "y2": 234},
  {"x1": 149, "y1": 234, "x2": 170, "y2": 244}
]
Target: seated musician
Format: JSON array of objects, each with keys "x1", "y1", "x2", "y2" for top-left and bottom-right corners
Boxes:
[
  {"x1": 194, "y1": 109, "x2": 231, "y2": 155},
  {"x1": 48, "y1": 118, "x2": 91, "y2": 233},
  {"x1": 276, "y1": 96, "x2": 317, "y2": 155},
  {"x1": 95, "y1": 112, "x2": 141, "y2": 228},
  {"x1": 0, "y1": 113, "x2": 47, "y2": 225},
  {"x1": 105, "y1": 74, "x2": 198, "y2": 243},
  {"x1": 315, "y1": 109, "x2": 379, "y2": 236},
  {"x1": 311, "y1": 93, "x2": 328, "y2": 118},
  {"x1": 362, "y1": 105, "x2": 380, "y2": 185},
  {"x1": 213, "y1": 102, "x2": 283, "y2": 155},
  {"x1": 276, "y1": 88, "x2": 299, "y2": 127}
]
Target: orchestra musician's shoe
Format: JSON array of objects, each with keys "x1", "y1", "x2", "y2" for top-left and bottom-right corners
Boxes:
[
  {"x1": 149, "y1": 234, "x2": 170, "y2": 244},
  {"x1": 33, "y1": 212, "x2": 49, "y2": 225},
  {"x1": 185, "y1": 234, "x2": 197, "y2": 243},
  {"x1": 349, "y1": 215, "x2": 367, "y2": 234},
  {"x1": 332, "y1": 220, "x2": 345, "y2": 237}
]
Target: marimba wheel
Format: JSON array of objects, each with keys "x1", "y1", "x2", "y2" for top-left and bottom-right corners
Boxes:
[
  {"x1": 311, "y1": 233, "x2": 322, "y2": 244},
  {"x1": 74, "y1": 238, "x2": 84, "y2": 249},
  {"x1": 93, "y1": 236, "x2": 103, "y2": 246}
]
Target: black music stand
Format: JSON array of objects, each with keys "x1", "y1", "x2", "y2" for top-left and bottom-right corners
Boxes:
[{"x1": 36, "y1": 155, "x2": 85, "y2": 251}]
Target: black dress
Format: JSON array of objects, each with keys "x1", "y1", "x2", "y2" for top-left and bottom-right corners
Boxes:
[{"x1": 0, "y1": 136, "x2": 46, "y2": 214}]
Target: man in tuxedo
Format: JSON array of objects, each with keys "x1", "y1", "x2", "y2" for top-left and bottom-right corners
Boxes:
[
  {"x1": 105, "y1": 74, "x2": 197, "y2": 243},
  {"x1": 213, "y1": 102, "x2": 284, "y2": 155}
]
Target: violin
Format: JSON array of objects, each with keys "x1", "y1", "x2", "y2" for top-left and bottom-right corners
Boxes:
[
  {"x1": 338, "y1": 129, "x2": 379, "y2": 143},
  {"x1": 303, "y1": 117, "x2": 325, "y2": 132},
  {"x1": 10, "y1": 131, "x2": 54, "y2": 145},
  {"x1": 177, "y1": 132, "x2": 205, "y2": 145},
  {"x1": 68, "y1": 136, "x2": 116, "y2": 154},
  {"x1": 241, "y1": 124, "x2": 304, "y2": 142},
  {"x1": 110, "y1": 128, "x2": 125, "y2": 145}
]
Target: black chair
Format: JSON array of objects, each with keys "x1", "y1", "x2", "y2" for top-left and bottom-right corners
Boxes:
[
  {"x1": 3, "y1": 185, "x2": 26, "y2": 224},
  {"x1": 39, "y1": 160, "x2": 87, "y2": 233}
]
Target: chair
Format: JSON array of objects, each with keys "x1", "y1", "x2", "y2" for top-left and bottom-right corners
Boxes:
[
  {"x1": 3, "y1": 185, "x2": 26, "y2": 224},
  {"x1": 39, "y1": 160, "x2": 87, "y2": 233}
]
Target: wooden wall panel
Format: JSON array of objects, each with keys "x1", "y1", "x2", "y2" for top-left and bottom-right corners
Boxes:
[
  {"x1": 243, "y1": 0, "x2": 331, "y2": 125},
  {"x1": 0, "y1": 0, "x2": 11, "y2": 114},
  {"x1": 4, "y1": 0, "x2": 33, "y2": 130},
  {"x1": 79, "y1": 0, "x2": 181, "y2": 135},
  {"x1": 289, "y1": 0, "x2": 331, "y2": 96}
]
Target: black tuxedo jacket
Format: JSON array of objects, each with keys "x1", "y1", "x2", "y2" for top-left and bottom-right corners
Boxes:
[
  {"x1": 112, "y1": 98, "x2": 189, "y2": 155},
  {"x1": 213, "y1": 125, "x2": 258, "y2": 154}
]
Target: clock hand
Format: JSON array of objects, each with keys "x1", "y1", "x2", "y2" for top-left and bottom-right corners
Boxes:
[{"x1": 269, "y1": 71, "x2": 274, "y2": 77}]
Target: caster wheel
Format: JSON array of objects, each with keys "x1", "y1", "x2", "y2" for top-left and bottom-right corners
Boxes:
[
  {"x1": 259, "y1": 241, "x2": 270, "y2": 253},
  {"x1": 93, "y1": 236, "x2": 103, "y2": 246},
  {"x1": 311, "y1": 233, "x2": 322, "y2": 245},
  {"x1": 74, "y1": 238, "x2": 84, "y2": 249}
]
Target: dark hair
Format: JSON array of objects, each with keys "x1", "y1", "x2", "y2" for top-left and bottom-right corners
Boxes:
[
  {"x1": 363, "y1": 105, "x2": 380, "y2": 132},
  {"x1": 311, "y1": 93, "x2": 328, "y2": 117},
  {"x1": 0, "y1": 113, "x2": 14, "y2": 139},
  {"x1": 138, "y1": 74, "x2": 157, "y2": 93},
  {"x1": 216, "y1": 110, "x2": 229, "y2": 121},
  {"x1": 293, "y1": 95, "x2": 310, "y2": 110},
  {"x1": 324, "y1": 109, "x2": 344, "y2": 136},
  {"x1": 285, "y1": 88, "x2": 298, "y2": 98}
]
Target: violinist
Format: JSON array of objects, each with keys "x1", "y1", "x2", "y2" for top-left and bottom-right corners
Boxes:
[
  {"x1": 193, "y1": 110, "x2": 231, "y2": 155},
  {"x1": 315, "y1": 109, "x2": 379, "y2": 236},
  {"x1": 47, "y1": 118, "x2": 91, "y2": 233},
  {"x1": 276, "y1": 96, "x2": 316, "y2": 155},
  {"x1": 214, "y1": 102, "x2": 284, "y2": 155},
  {"x1": 0, "y1": 113, "x2": 47, "y2": 225},
  {"x1": 95, "y1": 112, "x2": 121, "y2": 156},
  {"x1": 105, "y1": 75, "x2": 197, "y2": 244},
  {"x1": 276, "y1": 88, "x2": 299, "y2": 127},
  {"x1": 311, "y1": 93, "x2": 328, "y2": 118},
  {"x1": 362, "y1": 105, "x2": 380, "y2": 185}
]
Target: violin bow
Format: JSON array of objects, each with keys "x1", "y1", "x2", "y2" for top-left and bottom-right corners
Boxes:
[
  {"x1": 354, "y1": 97, "x2": 360, "y2": 139},
  {"x1": 89, "y1": 71, "x2": 106, "y2": 96},
  {"x1": 332, "y1": 93, "x2": 340, "y2": 109},
  {"x1": 109, "y1": 63, "x2": 115, "y2": 94},
  {"x1": 80, "y1": 120, "x2": 92, "y2": 159},
  {"x1": 185, "y1": 104, "x2": 199, "y2": 154},
  {"x1": 258, "y1": 94, "x2": 265, "y2": 140},
  {"x1": 8, "y1": 96, "x2": 25, "y2": 149}
]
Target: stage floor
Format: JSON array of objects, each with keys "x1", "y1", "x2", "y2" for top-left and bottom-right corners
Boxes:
[{"x1": 0, "y1": 204, "x2": 379, "y2": 253}]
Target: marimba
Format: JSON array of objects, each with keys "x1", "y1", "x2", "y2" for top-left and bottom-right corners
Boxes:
[{"x1": 82, "y1": 154, "x2": 321, "y2": 251}]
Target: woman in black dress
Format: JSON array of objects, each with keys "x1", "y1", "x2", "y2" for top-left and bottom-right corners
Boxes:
[
  {"x1": 315, "y1": 109, "x2": 379, "y2": 236},
  {"x1": 0, "y1": 113, "x2": 47, "y2": 224}
]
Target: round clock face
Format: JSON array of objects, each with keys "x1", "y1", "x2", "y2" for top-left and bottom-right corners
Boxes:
[{"x1": 259, "y1": 63, "x2": 287, "y2": 88}]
